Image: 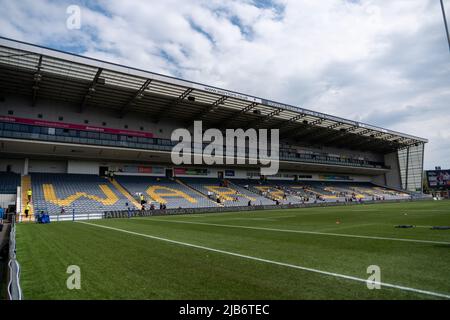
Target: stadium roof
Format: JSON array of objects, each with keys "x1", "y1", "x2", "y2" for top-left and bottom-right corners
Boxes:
[{"x1": 0, "y1": 36, "x2": 427, "y2": 153}]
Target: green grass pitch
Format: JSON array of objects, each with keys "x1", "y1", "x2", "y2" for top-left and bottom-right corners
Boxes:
[{"x1": 16, "y1": 200, "x2": 450, "y2": 300}]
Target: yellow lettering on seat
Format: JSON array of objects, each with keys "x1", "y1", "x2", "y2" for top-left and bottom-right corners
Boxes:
[
  {"x1": 146, "y1": 186, "x2": 197, "y2": 204},
  {"x1": 255, "y1": 186, "x2": 285, "y2": 200},
  {"x1": 43, "y1": 184, "x2": 119, "y2": 206},
  {"x1": 205, "y1": 186, "x2": 255, "y2": 202}
]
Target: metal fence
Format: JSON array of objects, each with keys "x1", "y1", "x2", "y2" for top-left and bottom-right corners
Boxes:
[{"x1": 7, "y1": 217, "x2": 23, "y2": 300}]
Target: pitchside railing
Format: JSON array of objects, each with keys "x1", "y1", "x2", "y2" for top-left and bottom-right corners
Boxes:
[
  {"x1": 46, "y1": 211, "x2": 103, "y2": 222},
  {"x1": 7, "y1": 217, "x2": 23, "y2": 300},
  {"x1": 104, "y1": 197, "x2": 430, "y2": 219}
]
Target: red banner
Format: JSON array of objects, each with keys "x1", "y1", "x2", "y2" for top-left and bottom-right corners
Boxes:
[{"x1": 0, "y1": 116, "x2": 154, "y2": 138}]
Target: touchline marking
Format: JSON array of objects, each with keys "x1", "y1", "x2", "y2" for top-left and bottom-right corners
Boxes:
[
  {"x1": 135, "y1": 218, "x2": 450, "y2": 246},
  {"x1": 77, "y1": 221, "x2": 450, "y2": 299}
]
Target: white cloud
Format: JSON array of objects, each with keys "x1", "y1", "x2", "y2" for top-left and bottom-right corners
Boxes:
[{"x1": 0, "y1": 0, "x2": 449, "y2": 168}]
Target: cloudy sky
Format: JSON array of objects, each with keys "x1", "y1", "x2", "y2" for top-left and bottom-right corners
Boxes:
[{"x1": 0, "y1": 0, "x2": 449, "y2": 169}]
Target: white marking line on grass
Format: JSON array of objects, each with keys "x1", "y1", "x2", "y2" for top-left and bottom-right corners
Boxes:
[
  {"x1": 223, "y1": 217, "x2": 277, "y2": 222},
  {"x1": 137, "y1": 218, "x2": 450, "y2": 246},
  {"x1": 77, "y1": 221, "x2": 450, "y2": 299},
  {"x1": 265, "y1": 215, "x2": 296, "y2": 219}
]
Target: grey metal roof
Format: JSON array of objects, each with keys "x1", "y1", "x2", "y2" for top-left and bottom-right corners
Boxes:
[{"x1": 0, "y1": 36, "x2": 427, "y2": 154}]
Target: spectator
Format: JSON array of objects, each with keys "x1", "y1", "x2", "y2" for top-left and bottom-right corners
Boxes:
[
  {"x1": 38, "y1": 210, "x2": 44, "y2": 223},
  {"x1": 0, "y1": 206, "x2": 4, "y2": 226},
  {"x1": 60, "y1": 206, "x2": 66, "y2": 215},
  {"x1": 24, "y1": 203, "x2": 30, "y2": 218}
]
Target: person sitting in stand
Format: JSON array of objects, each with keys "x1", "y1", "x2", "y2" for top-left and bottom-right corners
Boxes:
[{"x1": 150, "y1": 203, "x2": 155, "y2": 210}]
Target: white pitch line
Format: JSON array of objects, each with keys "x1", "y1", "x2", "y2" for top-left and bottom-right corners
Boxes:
[
  {"x1": 135, "y1": 218, "x2": 450, "y2": 245},
  {"x1": 77, "y1": 221, "x2": 450, "y2": 299},
  {"x1": 223, "y1": 217, "x2": 278, "y2": 222},
  {"x1": 264, "y1": 215, "x2": 296, "y2": 219}
]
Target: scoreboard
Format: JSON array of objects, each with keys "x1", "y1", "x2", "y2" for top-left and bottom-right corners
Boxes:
[{"x1": 426, "y1": 170, "x2": 450, "y2": 189}]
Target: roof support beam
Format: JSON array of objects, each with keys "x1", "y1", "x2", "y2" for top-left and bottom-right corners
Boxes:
[
  {"x1": 246, "y1": 108, "x2": 283, "y2": 128},
  {"x1": 357, "y1": 129, "x2": 372, "y2": 136},
  {"x1": 154, "y1": 87, "x2": 193, "y2": 123},
  {"x1": 346, "y1": 125, "x2": 360, "y2": 133},
  {"x1": 290, "y1": 119, "x2": 324, "y2": 140},
  {"x1": 327, "y1": 122, "x2": 343, "y2": 130},
  {"x1": 31, "y1": 55, "x2": 43, "y2": 107},
  {"x1": 185, "y1": 96, "x2": 228, "y2": 127},
  {"x1": 293, "y1": 120, "x2": 326, "y2": 140},
  {"x1": 323, "y1": 125, "x2": 363, "y2": 145},
  {"x1": 80, "y1": 68, "x2": 103, "y2": 113},
  {"x1": 215, "y1": 102, "x2": 258, "y2": 129},
  {"x1": 119, "y1": 79, "x2": 152, "y2": 118},
  {"x1": 371, "y1": 132, "x2": 386, "y2": 138},
  {"x1": 307, "y1": 122, "x2": 346, "y2": 142},
  {"x1": 392, "y1": 137, "x2": 409, "y2": 143},
  {"x1": 281, "y1": 116, "x2": 315, "y2": 137},
  {"x1": 382, "y1": 134, "x2": 396, "y2": 141},
  {"x1": 367, "y1": 139, "x2": 397, "y2": 152},
  {"x1": 274, "y1": 114, "x2": 308, "y2": 133}
]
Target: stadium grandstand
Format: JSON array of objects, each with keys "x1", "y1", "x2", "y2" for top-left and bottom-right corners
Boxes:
[{"x1": 0, "y1": 36, "x2": 427, "y2": 223}]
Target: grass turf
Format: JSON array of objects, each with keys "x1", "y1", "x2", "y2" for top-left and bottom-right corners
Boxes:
[{"x1": 16, "y1": 200, "x2": 450, "y2": 300}]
